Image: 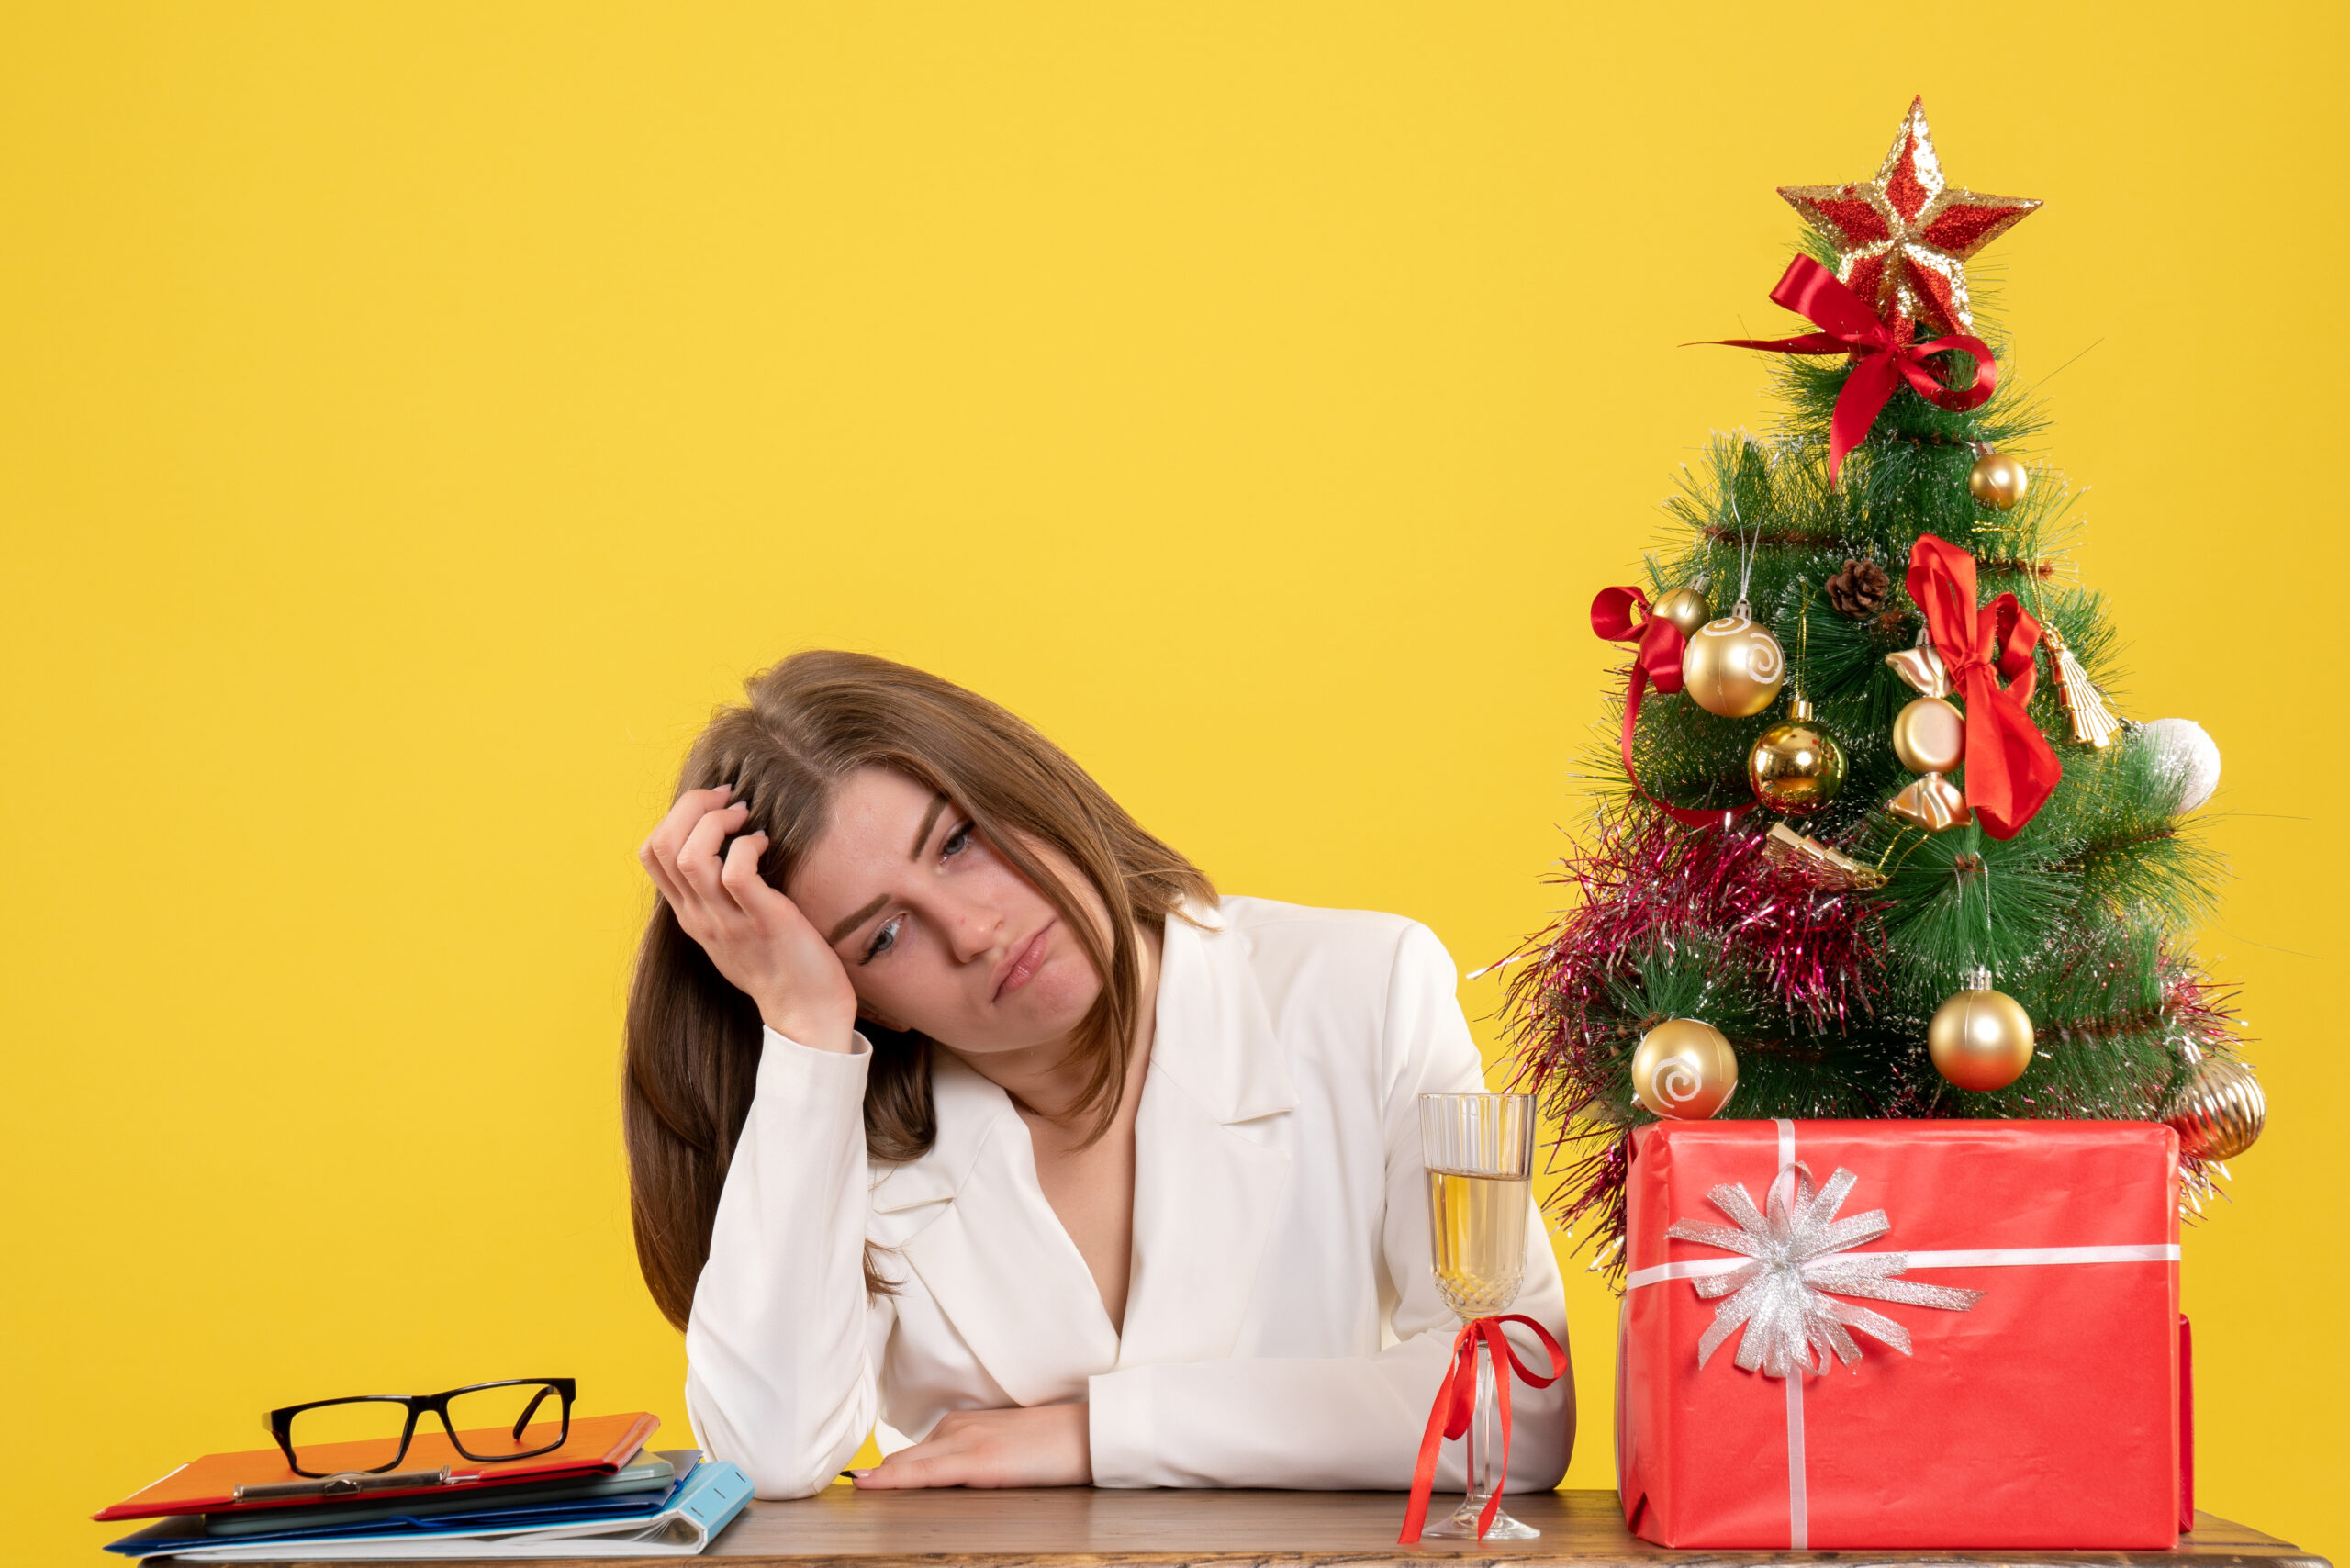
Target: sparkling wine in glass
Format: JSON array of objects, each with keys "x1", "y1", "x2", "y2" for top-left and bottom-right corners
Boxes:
[{"x1": 1418, "y1": 1091, "x2": 1539, "y2": 1540}]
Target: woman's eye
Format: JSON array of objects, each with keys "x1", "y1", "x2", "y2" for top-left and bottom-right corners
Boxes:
[
  {"x1": 861, "y1": 914, "x2": 903, "y2": 965},
  {"x1": 942, "y1": 822, "x2": 973, "y2": 859}
]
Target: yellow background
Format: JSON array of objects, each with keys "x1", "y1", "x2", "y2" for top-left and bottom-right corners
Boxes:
[{"x1": 6, "y1": 5, "x2": 2344, "y2": 1562}]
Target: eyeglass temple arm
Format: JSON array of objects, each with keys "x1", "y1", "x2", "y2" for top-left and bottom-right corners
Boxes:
[{"x1": 511, "y1": 1385, "x2": 559, "y2": 1441}]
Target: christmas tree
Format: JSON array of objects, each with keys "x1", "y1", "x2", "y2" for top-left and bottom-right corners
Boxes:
[{"x1": 1507, "y1": 99, "x2": 2264, "y2": 1279}]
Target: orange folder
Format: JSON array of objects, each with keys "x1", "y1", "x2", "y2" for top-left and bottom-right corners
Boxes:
[{"x1": 94, "y1": 1411, "x2": 660, "y2": 1521}]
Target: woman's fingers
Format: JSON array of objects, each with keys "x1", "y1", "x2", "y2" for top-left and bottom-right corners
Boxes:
[
  {"x1": 672, "y1": 800, "x2": 750, "y2": 915},
  {"x1": 848, "y1": 1406, "x2": 1089, "y2": 1490},
  {"x1": 636, "y1": 839, "x2": 685, "y2": 910},
  {"x1": 852, "y1": 1446, "x2": 965, "y2": 1490},
  {"x1": 718, "y1": 831, "x2": 782, "y2": 918},
  {"x1": 637, "y1": 785, "x2": 734, "y2": 904},
  {"x1": 853, "y1": 1417, "x2": 982, "y2": 1489}
]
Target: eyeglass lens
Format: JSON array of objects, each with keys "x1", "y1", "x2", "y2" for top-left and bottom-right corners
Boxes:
[
  {"x1": 284, "y1": 1397, "x2": 415, "y2": 1473},
  {"x1": 445, "y1": 1382, "x2": 570, "y2": 1460}
]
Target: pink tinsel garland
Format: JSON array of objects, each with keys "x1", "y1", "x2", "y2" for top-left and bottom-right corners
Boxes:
[{"x1": 1498, "y1": 813, "x2": 2241, "y2": 1282}]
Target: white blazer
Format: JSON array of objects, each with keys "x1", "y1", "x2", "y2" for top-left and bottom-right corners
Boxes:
[{"x1": 682, "y1": 895, "x2": 1573, "y2": 1498}]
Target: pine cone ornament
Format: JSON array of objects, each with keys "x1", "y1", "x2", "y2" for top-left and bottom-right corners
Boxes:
[{"x1": 1827, "y1": 557, "x2": 1890, "y2": 618}]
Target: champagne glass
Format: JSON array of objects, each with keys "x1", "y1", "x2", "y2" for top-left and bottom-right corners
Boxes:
[{"x1": 1418, "y1": 1091, "x2": 1539, "y2": 1540}]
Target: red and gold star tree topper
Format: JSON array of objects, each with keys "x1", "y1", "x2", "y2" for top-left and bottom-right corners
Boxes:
[{"x1": 1778, "y1": 97, "x2": 2039, "y2": 339}]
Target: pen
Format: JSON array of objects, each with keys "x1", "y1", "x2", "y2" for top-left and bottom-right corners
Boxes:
[{"x1": 234, "y1": 1468, "x2": 454, "y2": 1503}]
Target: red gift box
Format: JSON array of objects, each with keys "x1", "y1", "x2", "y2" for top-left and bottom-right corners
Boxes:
[{"x1": 1616, "y1": 1118, "x2": 2185, "y2": 1550}]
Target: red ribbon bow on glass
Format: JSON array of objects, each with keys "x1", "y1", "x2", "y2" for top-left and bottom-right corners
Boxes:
[
  {"x1": 1398, "y1": 1314, "x2": 1570, "y2": 1544},
  {"x1": 1906, "y1": 533, "x2": 2061, "y2": 839},
  {"x1": 1714, "y1": 255, "x2": 1998, "y2": 482},
  {"x1": 1592, "y1": 586, "x2": 1754, "y2": 831}
]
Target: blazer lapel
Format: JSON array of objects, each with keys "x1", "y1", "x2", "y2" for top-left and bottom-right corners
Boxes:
[
  {"x1": 1115, "y1": 904, "x2": 1298, "y2": 1371},
  {"x1": 877, "y1": 1053, "x2": 1120, "y2": 1407}
]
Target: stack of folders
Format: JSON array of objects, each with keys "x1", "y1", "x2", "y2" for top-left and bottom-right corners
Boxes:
[{"x1": 95, "y1": 1413, "x2": 753, "y2": 1560}]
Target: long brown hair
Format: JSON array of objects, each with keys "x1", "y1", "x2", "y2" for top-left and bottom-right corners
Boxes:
[{"x1": 622, "y1": 650, "x2": 1214, "y2": 1330}]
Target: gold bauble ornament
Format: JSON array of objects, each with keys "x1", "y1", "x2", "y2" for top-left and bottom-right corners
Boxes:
[
  {"x1": 1968, "y1": 450, "x2": 2030, "y2": 510},
  {"x1": 2165, "y1": 1056, "x2": 2266, "y2": 1161},
  {"x1": 1681, "y1": 611, "x2": 1785, "y2": 718},
  {"x1": 1927, "y1": 971, "x2": 2034, "y2": 1092},
  {"x1": 1630, "y1": 1018, "x2": 1740, "y2": 1120},
  {"x1": 1891, "y1": 696, "x2": 1965, "y2": 774},
  {"x1": 1747, "y1": 695, "x2": 1847, "y2": 816},
  {"x1": 1652, "y1": 584, "x2": 1713, "y2": 640}
]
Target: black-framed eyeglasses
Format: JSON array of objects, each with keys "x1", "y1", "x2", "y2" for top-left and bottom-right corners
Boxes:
[{"x1": 265, "y1": 1378, "x2": 576, "y2": 1477}]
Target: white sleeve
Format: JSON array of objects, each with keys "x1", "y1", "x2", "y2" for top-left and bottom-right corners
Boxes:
[
  {"x1": 1085, "y1": 923, "x2": 1574, "y2": 1490},
  {"x1": 682, "y1": 1027, "x2": 895, "y2": 1499}
]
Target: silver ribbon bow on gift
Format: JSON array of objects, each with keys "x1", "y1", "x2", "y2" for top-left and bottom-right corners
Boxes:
[{"x1": 1665, "y1": 1164, "x2": 1984, "y2": 1377}]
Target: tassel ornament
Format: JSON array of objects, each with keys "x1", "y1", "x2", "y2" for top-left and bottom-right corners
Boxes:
[
  {"x1": 2042, "y1": 625, "x2": 2121, "y2": 749},
  {"x1": 1764, "y1": 823, "x2": 1889, "y2": 890}
]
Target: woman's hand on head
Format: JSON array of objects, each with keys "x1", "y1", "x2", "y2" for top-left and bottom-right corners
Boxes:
[
  {"x1": 637, "y1": 785, "x2": 859, "y2": 1052},
  {"x1": 848, "y1": 1404, "x2": 1091, "y2": 1490}
]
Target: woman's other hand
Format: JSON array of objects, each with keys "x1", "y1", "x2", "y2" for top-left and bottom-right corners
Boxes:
[
  {"x1": 849, "y1": 1404, "x2": 1091, "y2": 1489},
  {"x1": 638, "y1": 785, "x2": 858, "y2": 1052}
]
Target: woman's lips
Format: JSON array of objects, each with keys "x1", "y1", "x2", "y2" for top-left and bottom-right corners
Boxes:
[{"x1": 994, "y1": 923, "x2": 1054, "y2": 1001}]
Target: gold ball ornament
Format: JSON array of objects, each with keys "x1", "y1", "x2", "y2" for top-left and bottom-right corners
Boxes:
[
  {"x1": 1891, "y1": 696, "x2": 1966, "y2": 775},
  {"x1": 1630, "y1": 1018, "x2": 1740, "y2": 1120},
  {"x1": 2165, "y1": 1057, "x2": 2266, "y2": 1161},
  {"x1": 1927, "y1": 974, "x2": 2035, "y2": 1092},
  {"x1": 1681, "y1": 613, "x2": 1785, "y2": 719},
  {"x1": 1968, "y1": 450, "x2": 2030, "y2": 510},
  {"x1": 1651, "y1": 584, "x2": 1713, "y2": 639},
  {"x1": 1747, "y1": 696, "x2": 1847, "y2": 815}
]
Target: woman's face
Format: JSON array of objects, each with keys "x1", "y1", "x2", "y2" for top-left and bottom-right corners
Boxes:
[{"x1": 783, "y1": 767, "x2": 1106, "y2": 1055}]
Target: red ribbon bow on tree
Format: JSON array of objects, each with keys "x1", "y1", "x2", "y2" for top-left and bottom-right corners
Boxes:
[
  {"x1": 1592, "y1": 585, "x2": 1754, "y2": 830},
  {"x1": 1398, "y1": 1314, "x2": 1570, "y2": 1544},
  {"x1": 1715, "y1": 255, "x2": 1998, "y2": 482},
  {"x1": 1906, "y1": 533, "x2": 2061, "y2": 839}
]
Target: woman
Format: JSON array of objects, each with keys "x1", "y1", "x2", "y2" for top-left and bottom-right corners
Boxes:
[{"x1": 625, "y1": 650, "x2": 1572, "y2": 1498}]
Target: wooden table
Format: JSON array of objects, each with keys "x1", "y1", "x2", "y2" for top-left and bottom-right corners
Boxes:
[{"x1": 265, "y1": 1488, "x2": 2328, "y2": 1568}]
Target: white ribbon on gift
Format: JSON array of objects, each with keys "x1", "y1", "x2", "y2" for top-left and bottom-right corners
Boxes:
[{"x1": 1624, "y1": 1119, "x2": 2181, "y2": 1549}]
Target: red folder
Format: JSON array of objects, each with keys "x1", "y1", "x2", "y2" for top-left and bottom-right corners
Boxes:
[{"x1": 95, "y1": 1411, "x2": 659, "y2": 1521}]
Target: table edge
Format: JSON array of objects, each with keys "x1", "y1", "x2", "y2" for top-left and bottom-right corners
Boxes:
[{"x1": 250, "y1": 1552, "x2": 2333, "y2": 1568}]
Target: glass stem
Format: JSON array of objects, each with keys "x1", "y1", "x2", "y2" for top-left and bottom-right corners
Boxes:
[{"x1": 1468, "y1": 1338, "x2": 1500, "y2": 1510}]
